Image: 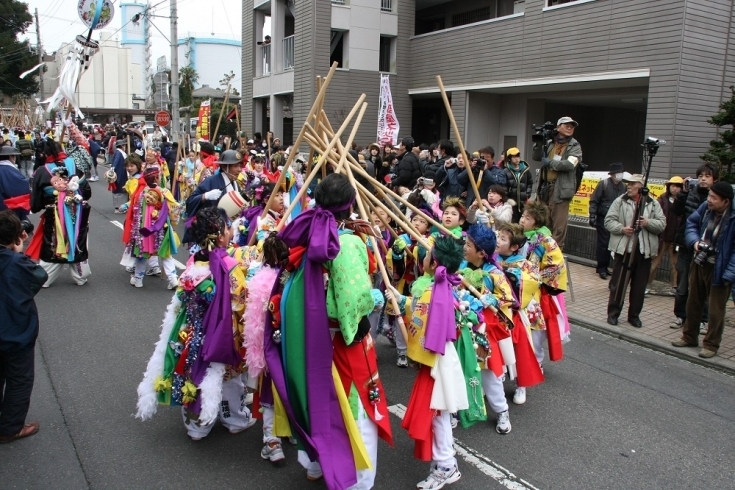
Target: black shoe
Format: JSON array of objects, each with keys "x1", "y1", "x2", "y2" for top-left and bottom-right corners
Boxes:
[
  {"x1": 606, "y1": 269, "x2": 613, "y2": 276},
  {"x1": 607, "y1": 316, "x2": 618, "y2": 326},
  {"x1": 628, "y1": 318, "x2": 643, "y2": 328},
  {"x1": 599, "y1": 271, "x2": 609, "y2": 279}
]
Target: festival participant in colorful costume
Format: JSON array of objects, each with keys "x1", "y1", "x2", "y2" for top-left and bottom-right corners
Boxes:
[
  {"x1": 28, "y1": 140, "x2": 91, "y2": 287},
  {"x1": 175, "y1": 149, "x2": 197, "y2": 206},
  {"x1": 120, "y1": 163, "x2": 181, "y2": 289},
  {"x1": 264, "y1": 173, "x2": 393, "y2": 489},
  {"x1": 385, "y1": 236, "x2": 467, "y2": 490},
  {"x1": 136, "y1": 207, "x2": 256, "y2": 440},
  {"x1": 193, "y1": 142, "x2": 218, "y2": 185},
  {"x1": 519, "y1": 201, "x2": 570, "y2": 368},
  {"x1": 459, "y1": 224, "x2": 517, "y2": 433},
  {"x1": 235, "y1": 182, "x2": 284, "y2": 248},
  {"x1": 243, "y1": 234, "x2": 291, "y2": 463},
  {"x1": 439, "y1": 197, "x2": 466, "y2": 239},
  {"x1": 0, "y1": 146, "x2": 32, "y2": 221},
  {"x1": 494, "y1": 223, "x2": 545, "y2": 406}
]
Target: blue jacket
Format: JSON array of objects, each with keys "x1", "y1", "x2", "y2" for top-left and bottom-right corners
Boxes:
[
  {"x1": 111, "y1": 149, "x2": 128, "y2": 194},
  {"x1": 0, "y1": 248, "x2": 47, "y2": 352},
  {"x1": 685, "y1": 200, "x2": 735, "y2": 286}
]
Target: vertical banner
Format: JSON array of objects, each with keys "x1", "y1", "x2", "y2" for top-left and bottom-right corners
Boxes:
[
  {"x1": 195, "y1": 99, "x2": 211, "y2": 141},
  {"x1": 377, "y1": 74, "x2": 399, "y2": 146}
]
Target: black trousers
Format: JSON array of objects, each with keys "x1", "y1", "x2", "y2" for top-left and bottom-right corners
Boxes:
[
  {"x1": 674, "y1": 247, "x2": 708, "y2": 322},
  {"x1": 0, "y1": 345, "x2": 35, "y2": 437},
  {"x1": 607, "y1": 251, "x2": 651, "y2": 321},
  {"x1": 595, "y1": 221, "x2": 611, "y2": 273}
]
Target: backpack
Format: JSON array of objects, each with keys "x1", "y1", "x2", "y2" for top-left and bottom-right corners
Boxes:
[{"x1": 17, "y1": 139, "x2": 33, "y2": 159}]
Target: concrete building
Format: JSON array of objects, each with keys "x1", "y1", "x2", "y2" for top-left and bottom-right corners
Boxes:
[
  {"x1": 242, "y1": 0, "x2": 735, "y2": 178},
  {"x1": 177, "y1": 33, "x2": 242, "y2": 91},
  {"x1": 120, "y1": 1, "x2": 152, "y2": 106}
]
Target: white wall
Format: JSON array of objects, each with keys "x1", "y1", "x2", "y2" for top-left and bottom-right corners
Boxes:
[{"x1": 178, "y1": 40, "x2": 242, "y2": 91}]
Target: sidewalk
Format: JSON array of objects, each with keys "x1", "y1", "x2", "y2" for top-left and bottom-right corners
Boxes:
[{"x1": 564, "y1": 260, "x2": 735, "y2": 375}]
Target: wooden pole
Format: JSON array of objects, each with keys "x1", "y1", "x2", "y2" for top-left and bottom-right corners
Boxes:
[
  {"x1": 212, "y1": 84, "x2": 231, "y2": 144},
  {"x1": 436, "y1": 75, "x2": 484, "y2": 211}
]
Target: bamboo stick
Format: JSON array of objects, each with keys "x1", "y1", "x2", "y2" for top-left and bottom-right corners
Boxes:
[
  {"x1": 436, "y1": 75, "x2": 484, "y2": 211},
  {"x1": 212, "y1": 84, "x2": 230, "y2": 143}
]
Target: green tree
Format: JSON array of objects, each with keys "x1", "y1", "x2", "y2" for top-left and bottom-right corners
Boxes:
[
  {"x1": 179, "y1": 65, "x2": 199, "y2": 108},
  {"x1": 0, "y1": 0, "x2": 40, "y2": 96},
  {"x1": 702, "y1": 86, "x2": 735, "y2": 183}
]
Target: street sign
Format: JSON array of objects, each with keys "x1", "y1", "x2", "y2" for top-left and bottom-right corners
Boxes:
[{"x1": 155, "y1": 111, "x2": 171, "y2": 127}]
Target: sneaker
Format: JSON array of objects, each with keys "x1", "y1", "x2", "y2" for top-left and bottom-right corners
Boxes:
[
  {"x1": 229, "y1": 416, "x2": 257, "y2": 434},
  {"x1": 670, "y1": 317, "x2": 683, "y2": 329},
  {"x1": 513, "y1": 387, "x2": 526, "y2": 405},
  {"x1": 700, "y1": 322, "x2": 708, "y2": 335},
  {"x1": 243, "y1": 392, "x2": 254, "y2": 405},
  {"x1": 125, "y1": 266, "x2": 135, "y2": 273},
  {"x1": 698, "y1": 348, "x2": 717, "y2": 359},
  {"x1": 396, "y1": 354, "x2": 408, "y2": 368},
  {"x1": 167, "y1": 276, "x2": 179, "y2": 290},
  {"x1": 288, "y1": 436, "x2": 297, "y2": 445},
  {"x1": 671, "y1": 338, "x2": 698, "y2": 348},
  {"x1": 261, "y1": 441, "x2": 285, "y2": 462},
  {"x1": 89, "y1": 176, "x2": 99, "y2": 182},
  {"x1": 130, "y1": 276, "x2": 143, "y2": 288},
  {"x1": 450, "y1": 414, "x2": 458, "y2": 429},
  {"x1": 416, "y1": 465, "x2": 461, "y2": 489},
  {"x1": 644, "y1": 288, "x2": 650, "y2": 295},
  {"x1": 496, "y1": 410, "x2": 511, "y2": 434},
  {"x1": 146, "y1": 266, "x2": 161, "y2": 276},
  {"x1": 306, "y1": 463, "x2": 323, "y2": 481}
]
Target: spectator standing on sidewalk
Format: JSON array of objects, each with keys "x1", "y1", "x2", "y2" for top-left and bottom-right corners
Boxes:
[
  {"x1": 646, "y1": 176, "x2": 683, "y2": 292},
  {"x1": 672, "y1": 182, "x2": 735, "y2": 359},
  {"x1": 502, "y1": 147, "x2": 533, "y2": 223},
  {"x1": 671, "y1": 164, "x2": 717, "y2": 330},
  {"x1": 589, "y1": 162, "x2": 626, "y2": 279},
  {"x1": 0, "y1": 210, "x2": 48, "y2": 443},
  {"x1": 605, "y1": 174, "x2": 666, "y2": 328},
  {"x1": 533, "y1": 117, "x2": 583, "y2": 250}
]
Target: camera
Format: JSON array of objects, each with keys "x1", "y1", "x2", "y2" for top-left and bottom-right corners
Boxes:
[
  {"x1": 20, "y1": 220, "x2": 34, "y2": 236},
  {"x1": 693, "y1": 242, "x2": 713, "y2": 266},
  {"x1": 531, "y1": 121, "x2": 557, "y2": 143},
  {"x1": 472, "y1": 156, "x2": 487, "y2": 168}
]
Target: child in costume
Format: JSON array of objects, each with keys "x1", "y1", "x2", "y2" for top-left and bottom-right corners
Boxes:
[
  {"x1": 175, "y1": 149, "x2": 197, "y2": 205},
  {"x1": 263, "y1": 174, "x2": 393, "y2": 489},
  {"x1": 367, "y1": 207, "x2": 397, "y2": 362},
  {"x1": 243, "y1": 234, "x2": 290, "y2": 464},
  {"x1": 436, "y1": 197, "x2": 466, "y2": 240},
  {"x1": 459, "y1": 224, "x2": 517, "y2": 434},
  {"x1": 121, "y1": 163, "x2": 181, "y2": 289},
  {"x1": 136, "y1": 207, "x2": 256, "y2": 440},
  {"x1": 386, "y1": 236, "x2": 468, "y2": 490},
  {"x1": 494, "y1": 223, "x2": 545, "y2": 406},
  {"x1": 519, "y1": 202, "x2": 569, "y2": 369},
  {"x1": 27, "y1": 140, "x2": 91, "y2": 287}
]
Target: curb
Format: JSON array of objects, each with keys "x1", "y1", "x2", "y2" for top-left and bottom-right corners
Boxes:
[{"x1": 568, "y1": 313, "x2": 735, "y2": 377}]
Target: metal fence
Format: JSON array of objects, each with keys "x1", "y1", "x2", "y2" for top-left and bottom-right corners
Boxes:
[
  {"x1": 261, "y1": 44, "x2": 271, "y2": 75},
  {"x1": 283, "y1": 35, "x2": 294, "y2": 70},
  {"x1": 381, "y1": 0, "x2": 392, "y2": 12}
]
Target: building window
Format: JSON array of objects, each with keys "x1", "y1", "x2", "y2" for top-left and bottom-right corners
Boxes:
[
  {"x1": 379, "y1": 36, "x2": 395, "y2": 73},
  {"x1": 330, "y1": 30, "x2": 347, "y2": 68},
  {"x1": 416, "y1": 0, "x2": 522, "y2": 36},
  {"x1": 547, "y1": 0, "x2": 588, "y2": 6},
  {"x1": 381, "y1": 0, "x2": 392, "y2": 12},
  {"x1": 133, "y1": 103, "x2": 140, "y2": 109}
]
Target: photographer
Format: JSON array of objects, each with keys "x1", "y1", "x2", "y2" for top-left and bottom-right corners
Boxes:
[
  {"x1": 458, "y1": 148, "x2": 506, "y2": 208},
  {"x1": 533, "y1": 117, "x2": 583, "y2": 250},
  {"x1": 670, "y1": 163, "x2": 717, "y2": 330},
  {"x1": 436, "y1": 148, "x2": 467, "y2": 200},
  {"x1": 0, "y1": 210, "x2": 48, "y2": 443},
  {"x1": 604, "y1": 174, "x2": 666, "y2": 328},
  {"x1": 672, "y1": 182, "x2": 735, "y2": 359},
  {"x1": 390, "y1": 136, "x2": 422, "y2": 190}
]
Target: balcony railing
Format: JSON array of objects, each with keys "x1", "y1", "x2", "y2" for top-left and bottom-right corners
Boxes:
[
  {"x1": 380, "y1": 0, "x2": 392, "y2": 12},
  {"x1": 331, "y1": 0, "x2": 345, "y2": 4},
  {"x1": 260, "y1": 44, "x2": 271, "y2": 76},
  {"x1": 283, "y1": 35, "x2": 294, "y2": 70}
]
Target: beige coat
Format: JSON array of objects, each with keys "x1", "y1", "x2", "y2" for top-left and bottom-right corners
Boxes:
[{"x1": 604, "y1": 194, "x2": 666, "y2": 258}]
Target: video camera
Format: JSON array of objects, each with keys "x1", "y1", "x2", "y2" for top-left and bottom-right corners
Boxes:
[
  {"x1": 472, "y1": 155, "x2": 487, "y2": 168},
  {"x1": 531, "y1": 121, "x2": 557, "y2": 144}
]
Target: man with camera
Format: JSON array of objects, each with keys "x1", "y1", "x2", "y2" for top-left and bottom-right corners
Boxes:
[
  {"x1": 604, "y1": 174, "x2": 666, "y2": 328},
  {"x1": 390, "y1": 136, "x2": 422, "y2": 190},
  {"x1": 671, "y1": 163, "x2": 717, "y2": 331},
  {"x1": 533, "y1": 117, "x2": 583, "y2": 250},
  {"x1": 672, "y1": 182, "x2": 735, "y2": 358},
  {"x1": 458, "y1": 147, "x2": 506, "y2": 207}
]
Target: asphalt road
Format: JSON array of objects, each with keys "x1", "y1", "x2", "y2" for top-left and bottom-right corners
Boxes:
[{"x1": 2, "y1": 181, "x2": 735, "y2": 489}]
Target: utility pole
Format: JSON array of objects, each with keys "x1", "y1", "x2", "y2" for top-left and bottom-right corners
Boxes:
[
  {"x1": 170, "y1": 0, "x2": 179, "y2": 141},
  {"x1": 34, "y1": 8, "x2": 44, "y2": 98}
]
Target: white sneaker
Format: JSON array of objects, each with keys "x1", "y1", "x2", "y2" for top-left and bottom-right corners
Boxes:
[
  {"x1": 130, "y1": 276, "x2": 143, "y2": 288},
  {"x1": 396, "y1": 354, "x2": 408, "y2": 368},
  {"x1": 670, "y1": 317, "x2": 683, "y2": 329},
  {"x1": 496, "y1": 410, "x2": 511, "y2": 434},
  {"x1": 125, "y1": 266, "x2": 135, "y2": 273},
  {"x1": 167, "y1": 276, "x2": 179, "y2": 290},
  {"x1": 306, "y1": 462, "x2": 323, "y2": 481},
  {"x1": 417, "y1": 465, "x2": 461, "y2": 489},
  {"x1": 644, "y1": 288, "x2": 650, "y2": 295},
  {"x1": 450, "y1": 414, "x2": 458, "y2": 429},
  {"x1": 513, "y1": 387, "x2": 526, "y2": 405},
  {"x1": 261, "y1": 441, "x2": 285, "y2": 462},
  {"x1": 146, "y1": 266, "x2": 161, "y2": 276},
  {"x1": 229, "y1": 416, "x2": 257, "y2": 434},
  {"x1": 288, "y1": 436, "x2": 297, "y2": 445},
  {"x1": 700, "y1": 322, "x2": 708, "y2": 335}
]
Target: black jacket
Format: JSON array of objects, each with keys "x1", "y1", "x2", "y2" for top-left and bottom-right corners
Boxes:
[
  {"x1": 589, "y1": 177, "x2": 626, "y2": 219},
  {"x1": 503, "y1": 161, "x2": 534, "y2": 216},
  {"x1": 391, "y1": 150, "x2": 421, "y2": 189},
  {"x1": 672, "y1": 183, "x2": 710, "y2": 247},
  {"x1": 0, "y1": 248, "x2": 47, "y2": 352},
  {"x1": 435, "y1": 161, "x2": 466, "y2": 200}
]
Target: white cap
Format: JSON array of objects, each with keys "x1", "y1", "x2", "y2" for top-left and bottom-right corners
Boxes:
[{"x1": 557, "y1": 116, "x2": 578, "y2": 127}]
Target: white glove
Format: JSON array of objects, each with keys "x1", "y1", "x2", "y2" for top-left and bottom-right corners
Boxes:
[
  {"x1": 475, "y1": 210, "x2": 489, "y2": 225},
  {"x1": 420, "y1": 188, "x2": 436, "y2": 204},
  {"x1": 204, "y1": 189, "x2": 222, "y2": 201}
]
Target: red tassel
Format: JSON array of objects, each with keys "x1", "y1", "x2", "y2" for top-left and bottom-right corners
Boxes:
[
  {"x1": 511, "y1": 313, "x2": 545, "y2": 388},
  {"x1": 540, "y1": 291, "x2": 564, "y2": 362}
]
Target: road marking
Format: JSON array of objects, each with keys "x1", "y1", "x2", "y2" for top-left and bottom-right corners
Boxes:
[
  {"x1": 110, "y1": 220, "x2": 185, "y2": 270},
  {"x1": 387, "y1": 404, "x2": 538, "y2": 490}
]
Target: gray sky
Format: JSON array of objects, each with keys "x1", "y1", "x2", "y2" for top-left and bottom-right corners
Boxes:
[{"x1": 22, "y1": 0, "x2": 247, "y2": 63}]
